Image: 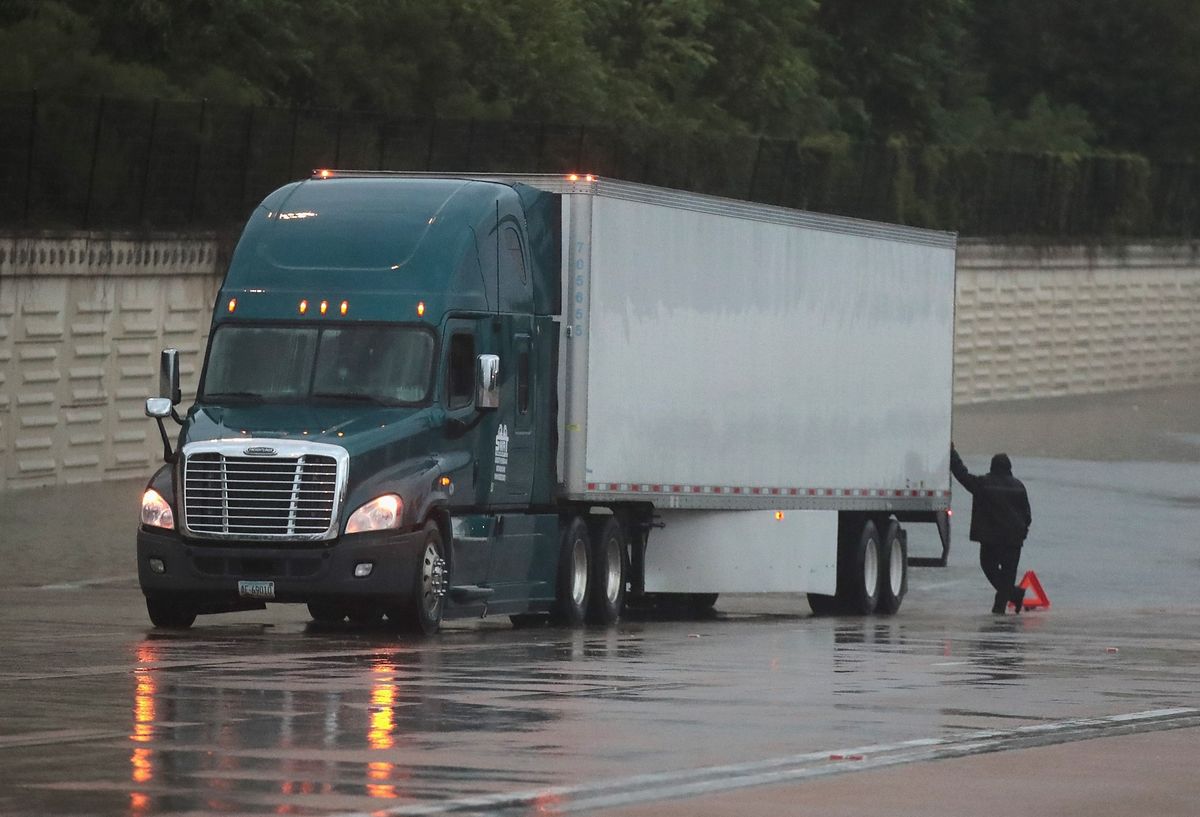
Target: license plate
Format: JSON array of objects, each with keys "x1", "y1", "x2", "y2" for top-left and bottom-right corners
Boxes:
[{"x1": 238, "y1": 580, "x2": 275, "y2": 600}]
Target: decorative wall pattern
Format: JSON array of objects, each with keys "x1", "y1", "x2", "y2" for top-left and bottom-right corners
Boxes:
[
  {"x1": 2, "y1": 234, "x2": 1198, "y2": 490},
  {"x1": 954, "y1": 242, "x2": 1200, "y2": 404},
  {"x1": 0, "y1": 234, "x2": 221, "y2": 490}
]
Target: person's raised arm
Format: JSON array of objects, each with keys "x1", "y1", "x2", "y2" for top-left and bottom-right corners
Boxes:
[{"x1": 949, "y1": 444, "x2": 981, "y2": 494}]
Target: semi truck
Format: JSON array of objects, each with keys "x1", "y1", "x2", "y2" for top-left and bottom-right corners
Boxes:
[{"x1": 138, "y1": 172, "x2": 956, "y2": 632}]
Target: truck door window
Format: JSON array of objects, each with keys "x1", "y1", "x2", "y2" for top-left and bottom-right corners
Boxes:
[
  {"x1": 447, "y1": 333, "x2": 475, "y2": 409},
  {"x1": 502, "y1": 226, "x2": 527, "y2": 284}
]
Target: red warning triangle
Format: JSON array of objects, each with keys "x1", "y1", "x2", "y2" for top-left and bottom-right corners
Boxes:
[{"x1": 1009, "y1": 570, "x2": 1051, "y2": 610}]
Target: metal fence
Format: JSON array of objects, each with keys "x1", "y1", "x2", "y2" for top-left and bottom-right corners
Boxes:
[{"x1": 2, "y1": 91, "x2": 1199, "y2": 237}]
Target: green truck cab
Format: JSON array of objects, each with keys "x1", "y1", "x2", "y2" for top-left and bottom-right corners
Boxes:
[{"x1": 137, "y1": 174, "x2": 586, "y2": 632}]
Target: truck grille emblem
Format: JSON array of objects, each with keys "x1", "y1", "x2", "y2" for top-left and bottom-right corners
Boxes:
[{"x1": 244, "y1": 446, "x2": 278, "y2": 456}]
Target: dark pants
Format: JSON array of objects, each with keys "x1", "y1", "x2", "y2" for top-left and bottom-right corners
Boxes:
[{"x1": 979, "y1": 540, "x2": 1022, "y2": 612}]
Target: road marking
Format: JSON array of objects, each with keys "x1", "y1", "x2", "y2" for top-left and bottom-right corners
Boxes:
[
  {"x1": 0, "y1": 729, "x2": 129, "y2": 750},
  {"x1": 335, "y1": 707, "x2": 1199, "y2": 817}
]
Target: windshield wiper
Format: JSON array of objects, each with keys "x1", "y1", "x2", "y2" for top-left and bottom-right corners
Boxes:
[
  {"x1": 202, "y1": 391, "x2": 266, "y2": 403},
  {"x1": 311, "y1": 392, "x2": 400, "y2": 407}
]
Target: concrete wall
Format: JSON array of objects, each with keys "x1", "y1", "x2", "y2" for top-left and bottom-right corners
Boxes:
[
  {"x1": 954, "y1": 241, "x2": 1200, "y2": 404},
  {"x1": 2, "y1": 234, "x2": 1199, "y2": 491},
  {"x1": 0, "y1": 233, "x2": 222, "y2": 491}
]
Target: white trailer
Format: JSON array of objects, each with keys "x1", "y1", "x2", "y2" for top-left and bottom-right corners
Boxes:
[{"x1": 539, "y1": 175, "x2": 957, "y2": 613}]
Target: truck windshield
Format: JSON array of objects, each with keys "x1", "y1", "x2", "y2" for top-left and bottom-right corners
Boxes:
[{"x1": 201, "y1": 325, "x2": 434, "y2": 406}]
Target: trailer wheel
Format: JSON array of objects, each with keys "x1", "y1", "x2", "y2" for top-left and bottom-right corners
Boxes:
[
  {"x1": 146, "y1": 597, "x2": 196, "y2": 629},
  {"x1": 552, "y1": 516, "x2": 591, "y2": 626},
  {"x1": 842, "y1": 519, "x2": 882, "y2": 615},
  {"x1": 587, "y1": 516, "x2": 626, "y2": 624},
  {"x1": 307, "y1": 602, "x2": 346, "y2": 624},
  {"x1": 876, "y1": 521, "x2": 908, "y2": 615},
  {"x1": 387, "y1": 521, "x2": 447, "y2": 636}
]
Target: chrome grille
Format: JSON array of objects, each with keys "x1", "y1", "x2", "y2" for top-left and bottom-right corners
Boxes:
[{"x1": 181, "y1": 442, "x2": 347, "y2": 540}]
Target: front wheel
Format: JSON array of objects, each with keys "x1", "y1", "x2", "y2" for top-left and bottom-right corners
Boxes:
[
  {"x1": 146, "y1": 597, "x2": 196, "y2": 629},
  {"x1": 387, "y1": 521, "x2": 447, "y2": 636},
  {"x1": 552, "y1": 516, "x2": 591, "y2": 626}
]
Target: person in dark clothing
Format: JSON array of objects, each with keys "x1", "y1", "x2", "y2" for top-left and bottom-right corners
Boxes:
[{"x1": 950, "y1": 444, "x2": 1033, "y2": 614}]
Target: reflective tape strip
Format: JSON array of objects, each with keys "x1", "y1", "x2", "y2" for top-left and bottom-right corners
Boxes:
[{"x1": 582, "y1": 483, "x2": 950, "y2": 498}]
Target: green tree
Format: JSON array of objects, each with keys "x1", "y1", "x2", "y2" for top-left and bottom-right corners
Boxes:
[
  {"x1": 811, "y1": 0, "x2": 975, "y2": 141},
  {"x1": 694, "y1": 0, "x2": 832, "y2": 136},
  {"x1": 0, "y1": 2, "x2": 178, "y2": 97},
  {"x1": 970, "y1": 0, "x2": 1200, "y2": 157}
]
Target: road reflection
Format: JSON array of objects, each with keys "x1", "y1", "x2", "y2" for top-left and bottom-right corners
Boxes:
[
  {"x1": 366, "y1": 657, "x2": 403, "y2": 801},
  {"x1": 130, "y1": 643, "x2": 158, "y2": 815},
  {"x1": 122, "y1": 631, "x2": 591, "y2": 813}
]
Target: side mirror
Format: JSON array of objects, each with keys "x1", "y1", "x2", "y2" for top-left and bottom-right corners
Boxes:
[
  {"x1": 145, "y1": 397, "x2": 173, "y2": 418},
  {"x1": 159, "y1": 348, "x2": 181, "y2": 405},
  {"x1": 477, "y1": 354, "x2": 500, "y2": 410}
]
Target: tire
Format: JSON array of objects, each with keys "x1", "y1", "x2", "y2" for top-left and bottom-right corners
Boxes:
[
  {"x1": 842, "y1": 519, "x2": 882, "y2": 615},
  {"x1": 552, "y1": 515, "x2": 591, "y2": 626},
  {"x1": 876, "y1": 520, "x2": 908, "y2": 615},
  {"x1": 307, "y1": 601, "x2": 346, "y2": 624},
  {"x1": 586, "y1": 516, "x2": 626, "y2": 624},
  {"x1": 388, "y1": 521, "x2": 447, "y2": 636},
  {"x1": 807, "y1": 593, "x2": 840, "y2": 616},
  {"x1": 146, "y1": 597, "x2": 196, "y2": 629}
]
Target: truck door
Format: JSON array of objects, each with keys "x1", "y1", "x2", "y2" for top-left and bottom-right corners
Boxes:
[
  {"x1": 503, "y1": 321, "x2": 536, "y2": 505},
  {"x1": 481, "y1": 316, "x2": 542, "y2": 598},
  {"x1": 441, "y1": 319, "x2": 494, "y2": 587}
]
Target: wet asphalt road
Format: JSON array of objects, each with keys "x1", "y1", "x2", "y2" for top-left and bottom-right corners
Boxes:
[{"x1": 1, "y1": 391, "x2": 1199, "y2": 816}]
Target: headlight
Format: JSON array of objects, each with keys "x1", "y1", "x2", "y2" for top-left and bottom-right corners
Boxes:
[
  {"x1": 345, "y1": 494, "x2": 403, "y2": 534},
  {"x1": 141, "y1": 489, "x2": 175, "y2": 530}
]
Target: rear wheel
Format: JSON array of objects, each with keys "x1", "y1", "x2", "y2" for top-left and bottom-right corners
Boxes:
[
  {"x1": 586, "y1": 516, "x2": 626, "y2": 624},
  {"x1": 876, "y1": 520, "x2": 908, "y2": 615},
  {"x1": 552, "y1": 516, "x2": 591, "y2": 626},
  {"x1": 146, "y1": 597, "x2": 196, "y2": 629},
  {"x1": 387, "y1": 521, "x2": 447, "y2": 636},
  {"x1": 841, "y1": 519, "x2": 882, "y2": 615}
]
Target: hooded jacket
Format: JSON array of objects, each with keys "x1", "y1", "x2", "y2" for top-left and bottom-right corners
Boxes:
[{"x1": 950, "y1": 448, "x2": 1032, "y2": 545}]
